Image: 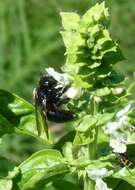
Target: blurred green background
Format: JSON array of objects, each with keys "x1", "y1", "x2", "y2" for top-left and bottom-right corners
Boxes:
[{"x1": 0, "y1": 0, "x2": 135, "y2": 166}]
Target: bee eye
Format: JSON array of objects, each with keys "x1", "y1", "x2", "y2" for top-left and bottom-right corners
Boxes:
[{"x1": 40, "y1": 76, "x2": 57, "y2": 87}]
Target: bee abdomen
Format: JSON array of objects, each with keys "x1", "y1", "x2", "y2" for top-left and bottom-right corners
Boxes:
[{"x1": 47, "y1": 109, "x2": 76, "y2": 123}]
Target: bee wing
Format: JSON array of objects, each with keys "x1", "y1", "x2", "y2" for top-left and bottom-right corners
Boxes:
[
  {"x1": 39, "y1": 101, "x2": 49, "y2": 138},
  {"x1": 33, "y1": 89, "x2": 48, "y2": 137},
  {"x1": 35, "y1": 98, "x2": 42, "y2": 136}
]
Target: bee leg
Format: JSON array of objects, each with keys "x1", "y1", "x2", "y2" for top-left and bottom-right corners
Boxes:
[
  {"x1": 56, "y1": 96, "x2": 70, "y2": 106},
  {"x1": 61, "y1": 85, "x2": 70, "y2": 94},
  {"x1": 56, "y1": 85, "x2": 70, "y2": 98}
]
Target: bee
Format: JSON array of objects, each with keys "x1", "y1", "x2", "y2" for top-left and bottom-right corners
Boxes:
[
  {"x1": 117, "y1": 153, "x2": 132, "y2": 168},
  {"x1": 115, "y1": 152, "x2": 134, "y2": 176},
  {"x1": 33, "y1": 72, "x2": 77, "y2": 136}
]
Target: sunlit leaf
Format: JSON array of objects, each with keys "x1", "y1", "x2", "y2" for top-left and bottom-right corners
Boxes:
[
  {"x1": 18, "y1": 149, "x2": 69, "y2": 189},
  {"x1": 76, "y1": 115, "x2": 97, "y2": 132},
  {"x1": 96, "y1": 113, "x2": 114, "y2": 126},
  {"x1": 91, "y1": 87, "x2": 111, "y2": 97},
  {"x1": 61, "y1": 12, "x2": 80, "y2": 31},
  {"x1": 0, "y1": 179, "x2": 12, "y2": 190},
  {"x1": 62, "y1": 142, "x2": 74, "y2": 162},
  {"x1": 83, "y1": 2, "x2": 109, "y2": 24},
  {"x1": 0, "y1": 89, "x2": 51, "y2": 144},
  {"x1": 73, "y1": 130, "x2": 95, "y2": 145}
]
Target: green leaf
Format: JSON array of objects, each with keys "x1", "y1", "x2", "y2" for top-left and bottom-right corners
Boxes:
[
  {"x1": 0, "y1": 157, "x2": 15, "y2": 177},
  {"x1": 45, "y1": 173, "x2": 81, "y2": 190},
  {"x1": 73, "y1": 130, "x2": 95, "y2": 145},
  {"x1": 96, "y1": 65, "x2": 112, "y2": 78},
  {"x1": 97, "y1": 29, "x2": 112, "y2": 46},
  {"x1": 0, "y1": 114, "x2": 15, "y2": 135},
  {"x1": 61, "y1": 2, "x2": 124, "y2": 95},
  {"x1": 76, "y1": 115, "x2": 97, "y2": 132},
  {"x1": 88, "y1": 25, "x2": 100, "y2": 39},
  {"x1": 113, "y1": 168, "x2": 135, "y2": 188},
  {"x1": 7, "y1": 167, "x2": 20, "y2": 180},
  {"x1": 85, "y1": 160, "x2": 114, "y2": 171},
  {"x1": 88, "y1": 61, "x2": 101, "y2": 69},
  {"x1": 54, "y1": 131, "x2": 76, "y2": 153},
  {"x1": 0, "y1": 179, "x2": 12, "y2": 190},
  {"x1": 111, "y1": 87, "x2": 125, "y2": 96},
  {"x1": 62, "y1": 142, "x2": 74, "y2": 162},
  {"x1": 61, "y1": 12, "x2": 80, "y2": 31},
  {"x1": 19, "y1": 165, "x2": 69, "y2": 190},
  {"x1": 61, "y1": 31, "x2": 85, "y2": 51},
  {"x1": 106, "y1": 178, "x2": 135, "y2": 190},
  {"x1": 73, "y1": 75, "x2": 91, "y2": 89},
  {"x1": 96, "y1": 113, "x2": 114, "y2": 126},
  {"x1": 20, "y1": 149, "x2": 64, "y2": 172},
  {"x1": 18, "y1": 149, "x2": 69, "y2": 190},
  {"x1": 91, "y1": 87, "x2": 111, "y2": 97},
  {"x1": 104, "y1": 71, "x2": 125, "y2": 86},
  {"x1": 103, "y1": 47, "x2": 125, "y2": 65},
  {"x1": 82, "y1": 2, "x2": 109, "y2": 25},
  {"x1": 53, "y1": 179, "x2": 81, "y2": 190},
  {"x1": 0, "y1": 89, "x2": 51, "y2": 144}
]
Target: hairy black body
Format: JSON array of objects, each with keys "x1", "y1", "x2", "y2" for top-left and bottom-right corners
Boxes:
[{"x1": 35, "y1": 75, "x2": 76, "y2": 122}]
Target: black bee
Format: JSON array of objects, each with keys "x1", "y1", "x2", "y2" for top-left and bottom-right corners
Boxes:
[
  {"x1": 116, "y1": 152, "x2": 135, "y2": 176},
  {"x1": 117, "y1": 153, "x2": 133, "y2": 168},
  {"x1": 33, "y1": 74, "x2": 76, "y2": 136}
]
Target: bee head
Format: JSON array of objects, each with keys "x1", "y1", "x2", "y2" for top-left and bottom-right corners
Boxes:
[{"x1": 39, "y1": 76, "x2": 57, "y2": 88}]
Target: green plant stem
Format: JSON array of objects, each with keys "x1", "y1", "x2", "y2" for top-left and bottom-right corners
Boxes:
[
  {"x1": 86, "y1": 97, "x2": 98, "y2": 190},
  {"x1": 88, "y1": 127, "x2": 98, "y2": 160},
  {"x1": 84, "y1": 175, "x2": 95, "y2": 190},
  {"x1": 88, "y1": 97, "x2": 98, "y2": 160},
  {"x1": 86, "y1": 127, "x2": 98, "y2": 190}
]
